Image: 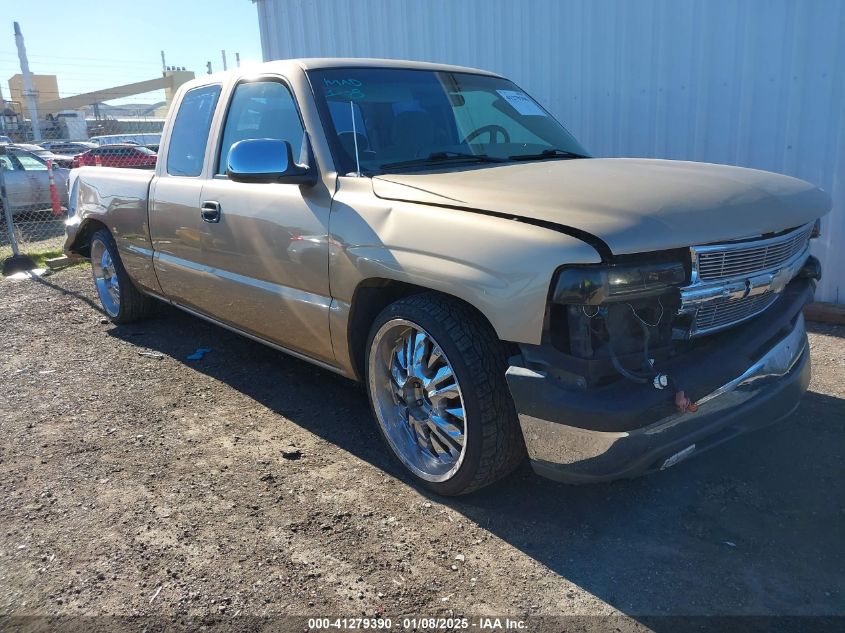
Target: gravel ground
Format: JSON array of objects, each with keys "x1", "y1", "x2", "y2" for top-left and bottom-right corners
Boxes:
[{"x1": 1, "y1": 265, "x2": 843, "y2": 631}]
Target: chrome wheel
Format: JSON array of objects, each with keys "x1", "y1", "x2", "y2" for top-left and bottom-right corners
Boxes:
[
  {"x1": 91, "y1": 238, "x2": 120, "y2": 317},
  {"x1": 369, "y1": 319, "x2": 467, "y2": 482}
]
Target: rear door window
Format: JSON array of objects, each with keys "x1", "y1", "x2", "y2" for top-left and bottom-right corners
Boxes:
[
  {"x1": 16, "y1": 154, "x2": 47, "y2": 171},
  {"x1": 167, "y1": 84, "x2": 222, "y2": 177}
]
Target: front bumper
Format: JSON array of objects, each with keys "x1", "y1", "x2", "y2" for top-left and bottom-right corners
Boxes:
[{"x1": 506, "y1": 294, "x2": 811, "y2": 484}]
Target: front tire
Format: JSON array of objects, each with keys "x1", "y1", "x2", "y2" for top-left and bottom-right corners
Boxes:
[
  {"x1": 365, "y1": 293, "x2": 525, "y2": 495},
  {"x1": 90, "y1": 228, "x2": 153, "y2": 323}
]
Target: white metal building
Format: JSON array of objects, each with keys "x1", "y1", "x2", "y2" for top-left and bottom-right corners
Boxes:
[{"x1": 256, "y1": 0, "x2": 844, "y2": 304}]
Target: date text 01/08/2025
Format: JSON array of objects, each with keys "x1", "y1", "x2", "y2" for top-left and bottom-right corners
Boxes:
[{"x1": 307, "y1": 616, "x2": 527, "y2": 630}]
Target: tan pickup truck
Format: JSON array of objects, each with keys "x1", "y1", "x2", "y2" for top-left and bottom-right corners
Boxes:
[{"x1": 65, "y1": 58, "x2": 830, "y2": 495}]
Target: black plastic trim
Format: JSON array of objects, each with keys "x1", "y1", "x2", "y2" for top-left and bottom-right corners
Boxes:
[{"x1": 528, "y1": 347, "x2": 811, "y2": 483}]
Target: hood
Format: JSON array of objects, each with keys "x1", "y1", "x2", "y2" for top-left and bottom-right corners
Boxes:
[{"x1": 372, "y1": 158, "x2": 831, "y2": 256}]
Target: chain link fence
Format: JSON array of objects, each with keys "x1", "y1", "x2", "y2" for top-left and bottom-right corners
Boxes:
[{"x1": 0, "y1": 122, "x2": 160, "y2": 269}]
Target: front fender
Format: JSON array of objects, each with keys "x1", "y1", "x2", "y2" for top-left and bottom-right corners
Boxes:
[{"x1": 329, "y1": 178, "x2": 601, "y2": 346}]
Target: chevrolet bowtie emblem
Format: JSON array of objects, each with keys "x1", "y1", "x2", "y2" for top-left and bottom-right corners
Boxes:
[{"x1": 744, "y1": 273, "x2": 775, "y2": 298}]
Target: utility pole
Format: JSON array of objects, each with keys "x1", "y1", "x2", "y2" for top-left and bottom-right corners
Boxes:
[
  {"x1": 161, "y1": 50, "x2": 166, "y2": 72},
  {"x1": 13, "y1": 22, "x2": 41, "y2": 141},
  {"x1": 235, "y1": 52, "x2": 241, "y2": 68},
  {"x1": 221, "y1": 50, "x2": 228, "y2": 71},
  {"x1": 206, "y1": 61, "x2": 212, "y2": 74}
]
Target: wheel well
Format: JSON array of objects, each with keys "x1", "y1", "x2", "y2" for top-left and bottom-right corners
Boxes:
[
  {"x1": 346, "y1": 278, "x2": 507, "y2": 380},
  {"x1": 68, "y1": 219, "x2": 108, "y2": 258}
]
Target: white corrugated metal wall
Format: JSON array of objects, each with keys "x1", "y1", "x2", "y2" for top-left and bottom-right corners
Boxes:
[{"x1": 256, "y1": 0, "x2": 845, "y2": 303}]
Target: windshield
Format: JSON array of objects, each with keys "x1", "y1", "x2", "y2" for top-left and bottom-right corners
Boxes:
[{"x1": 309, "y1": 68, "x2": 589, "y2": 175}]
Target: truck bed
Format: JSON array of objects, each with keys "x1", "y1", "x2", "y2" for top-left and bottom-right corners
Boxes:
[{"x1": 67, "y1": 166, "x2": 159, "y2": 293}]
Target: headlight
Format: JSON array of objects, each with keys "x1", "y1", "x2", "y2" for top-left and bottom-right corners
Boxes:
[
  {"x1": 810, "y1": 218, "x2": 821, "y2": 239},
  {"x1": 552, "y1": 262, "x2": 686, "y2": 305}
]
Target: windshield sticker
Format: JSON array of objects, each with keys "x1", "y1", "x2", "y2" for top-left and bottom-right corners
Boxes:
[
  {"x1": 496, "y1": 90, "x2": 547, "y2": 116},
  {"x1": 323, "y1": 77, "x2": 365, "y2": 100}
]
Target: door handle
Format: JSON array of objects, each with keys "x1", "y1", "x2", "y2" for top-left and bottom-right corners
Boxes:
[{"x1": 200, "y1": 200, "x2": 221, "y2": 223}]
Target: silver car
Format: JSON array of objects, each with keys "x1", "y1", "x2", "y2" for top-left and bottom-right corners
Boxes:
[
  {"x1": 6, "y1": 143, "x2": 76, "y2": 169},
  {"x1": 0, "y1": 146, "x2": 69, "y2": 215}
]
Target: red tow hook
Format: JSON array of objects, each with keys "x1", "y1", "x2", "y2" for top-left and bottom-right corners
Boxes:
[{"x1": 675, "y1": 390, "x2": 699, "y2": 413}]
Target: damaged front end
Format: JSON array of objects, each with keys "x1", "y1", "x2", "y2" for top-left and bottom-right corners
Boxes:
[{"x1": 506, "y1": 222, "x2": 822, "y2": 483}]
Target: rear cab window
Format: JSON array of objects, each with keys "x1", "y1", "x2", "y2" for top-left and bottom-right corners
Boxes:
[{"x1": 166, "y1": 84, "x2": 222, "y2": 177}]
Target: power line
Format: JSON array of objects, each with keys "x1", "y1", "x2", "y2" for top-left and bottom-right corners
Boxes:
[
  {"x1": 1, "y1": 62, "x2": 163, "y2": 71},
  {"x1": 0, "y1": 52, "x2": 166, "y2": 66},
  {"x1": 4, "y1": 72, "x2": 171, "y2": 80}
]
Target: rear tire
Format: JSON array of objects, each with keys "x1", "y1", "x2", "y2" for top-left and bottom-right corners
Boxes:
[
  {"x1": 365, "y1": 293, "x2": 525, "y2": 495},
  {"x1": 90, "y1": 228, "x2": 154, "y2": 323}
]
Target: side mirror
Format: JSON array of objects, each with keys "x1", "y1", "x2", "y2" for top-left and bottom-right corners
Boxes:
[{"x1": 226, "y1": 138, "x2": 316, "y2": 186}]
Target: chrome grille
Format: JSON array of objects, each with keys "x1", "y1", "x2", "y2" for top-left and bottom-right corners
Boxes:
[
  {"x1": 696, "y1": 225, "x2": 812, "y2": 281},
  {"x1": 693, "y1": 293, "x2": 779, "y2": 333}
]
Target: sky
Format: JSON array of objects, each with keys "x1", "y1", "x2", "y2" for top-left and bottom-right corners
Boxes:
[{"x1": 0, "y1": 0, "x2": 263, "y2": 108}]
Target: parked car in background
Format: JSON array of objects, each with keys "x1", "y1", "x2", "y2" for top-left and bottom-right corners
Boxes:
[
  {"x1": 5, "y1": 143, "x2": 76, "y2": 168},
  {"x1": 0, "y1": 135, "x2": 12, "y2": 144},
  {"x1": 88, "y1": 133, "x2": 162, "y2": 147},
  {"x1": 0, "y1": 144, "x2": 69, "y2": 214},
  {"x1": 39, "y1": 141, "x2": 97, "y2": 156},
  {"x1": 65, "y1": 59, "x2": 829, "y2": 495},
  {"x1": 71, "y1": 144, "x2": 157, "y2": 169}
]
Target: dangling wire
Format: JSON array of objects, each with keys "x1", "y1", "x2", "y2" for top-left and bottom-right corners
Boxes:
[
  {"x1": 627, "y1": 296, "x2": 664, "y2": 328},
  {"x1": 608, "y1": 297, "x2": 698, "y2": 413},
  {"x1": 608, "y1": 339, "x2": 651, "y2": 383},
  {"x1": 582, "y1": 305, "x2": 600, "y2": 318}
]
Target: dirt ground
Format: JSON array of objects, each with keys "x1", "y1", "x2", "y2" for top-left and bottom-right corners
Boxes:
[{"x1": 1, "y1": 264, "x2": 843, "y2": 631}]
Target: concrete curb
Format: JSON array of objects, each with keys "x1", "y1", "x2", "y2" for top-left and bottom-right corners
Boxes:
[
  {"x1": 804, "y1": 302, "x2": 845, "y2": 325},
  {"x1": 46, "y1": 255, "x2": 84, "y2": 270}
]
